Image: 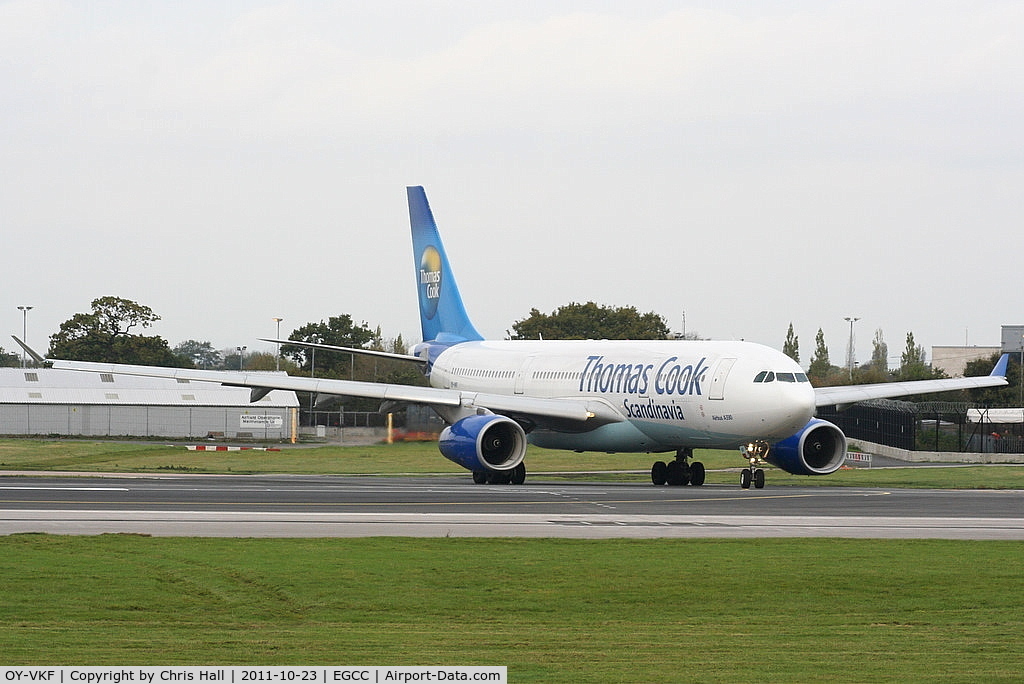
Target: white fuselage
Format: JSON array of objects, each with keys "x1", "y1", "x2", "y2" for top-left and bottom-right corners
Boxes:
[{"x1": 428, "y1": 339, "x2": 816, "y2": 453}]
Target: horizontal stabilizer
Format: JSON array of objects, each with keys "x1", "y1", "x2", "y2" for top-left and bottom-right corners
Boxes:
[
  {"x1": 10, "y1": 336, "x2": 46, "y2": 365},
  {"x1": 260, "y1": 338, "x2": 425, "y2": 364}
]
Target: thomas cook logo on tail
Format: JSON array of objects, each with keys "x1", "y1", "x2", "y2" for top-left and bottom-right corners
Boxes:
[{"x1": 419, "y1": 246, "x2": 442, "y2": 319}]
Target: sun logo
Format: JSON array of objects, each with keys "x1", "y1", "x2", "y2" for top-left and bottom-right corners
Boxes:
[{"x1": 418, "y1": 246, "x2": 442, "y2": 319}]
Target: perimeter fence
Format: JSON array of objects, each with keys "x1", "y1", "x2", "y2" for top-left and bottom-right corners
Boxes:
[{"x1": 818, "y1": 400, "x2": 1024, "y2": 453}]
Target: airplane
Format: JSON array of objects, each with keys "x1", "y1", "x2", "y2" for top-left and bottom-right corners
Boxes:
[{"x1": 46, "y1": 186, "x2": 1010, "y2": 488}]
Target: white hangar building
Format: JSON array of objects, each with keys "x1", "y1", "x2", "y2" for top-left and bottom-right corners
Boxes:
[{"x1": 0, "y1": 368, "x2": 299, "y2": 440}]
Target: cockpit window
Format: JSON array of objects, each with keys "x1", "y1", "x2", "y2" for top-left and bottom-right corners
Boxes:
[{"x1": 756, "y1": 370, "x2": 810, "y2": 383}]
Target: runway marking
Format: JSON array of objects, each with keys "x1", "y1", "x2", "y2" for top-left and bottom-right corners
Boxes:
[
  {"x1": 0, "y1": 486, "x2": 130, "y2": 491},
  {"x1": 0, "y1": 490, "x2": 884, "y2": 510},
  {"x1": 0, "y1": 482, "x2": 898, "y2": 509}
]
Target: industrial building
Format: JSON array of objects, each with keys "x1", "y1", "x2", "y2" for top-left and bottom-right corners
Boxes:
[
  {"x1": 931, "y1": 325, "x2": 1024, "y2": 378},
  {"x1": 0, "y1": 368, "x2": 299, "y2": 440},
  {"x1": 931, "y1": 346, "x2": 1001, "y2": 377}
]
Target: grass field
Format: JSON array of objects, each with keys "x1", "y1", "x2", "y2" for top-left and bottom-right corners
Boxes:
[
  {"x1": 1, "y1": 534, "x2": 1022, "y2": 681},
  {"x1": 1, "y1": 438, "x2": 1023, "y2": 489}
]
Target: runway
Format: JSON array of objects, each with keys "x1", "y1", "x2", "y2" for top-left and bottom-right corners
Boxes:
[{"x1": 1, "y1": 473, "x2": 1022, "y2": 539}]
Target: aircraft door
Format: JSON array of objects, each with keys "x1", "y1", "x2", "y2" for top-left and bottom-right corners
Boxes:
[
  {"x1": 441, "y1": 351, "x2": 459, "y2": 389},
  {"x1": 708, "y1": 357, "x2": 737, "y2": 400},
  {"x1": 515, "y1": 355, "x2": 537, "y2": 394}
]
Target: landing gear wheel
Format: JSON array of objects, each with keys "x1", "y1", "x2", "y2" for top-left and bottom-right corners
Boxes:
[
  {"x1": 510, "y1": 462, "x2": 527, "y2": 485},
  {"x1": 472, "y1": 471, "x2": 487, "y2": 484},
  {"x1": 486, "y1": 469, "x2": 512, "y2": 485},
  {"x1": 666, "y1": 460, "x2": 690, "y2": 486},
  {"x1": 753, "y1": 468, "x2": 765, "y2": 489},
  {"x1": 740, "y1": 469, "x2": 752, "y2": 489},
  {"x1": 651, "y1": 461, "x2": 668, "y2": 486},
  {"x1": 689, "y1": 461, "x2": 706, "y2": 487}
]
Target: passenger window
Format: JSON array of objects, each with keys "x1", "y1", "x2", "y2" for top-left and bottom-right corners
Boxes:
[
  {"x1": 776, "y1": 372, "x2": 795, "y2": 382},
  {"x1": 754, "y1": 371, "x2": 768, "y2": 383}
]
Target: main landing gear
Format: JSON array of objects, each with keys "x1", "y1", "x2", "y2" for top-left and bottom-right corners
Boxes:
[
  {"x1": 651, "y1": 448, "x2": 705, "y2": 486},
  {"x1": 740, "y1": 441, "x2": 769, "y2": 489},
  {"x1": 472, "y1": 462, "x2": 527, "y2": 485}
]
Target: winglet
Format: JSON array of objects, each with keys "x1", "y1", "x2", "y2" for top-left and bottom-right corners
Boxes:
[{"x1": 991, "y1": 353, "x2": 1010, "y2": 378}]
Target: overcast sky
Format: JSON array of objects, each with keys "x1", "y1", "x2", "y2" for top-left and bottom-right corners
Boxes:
[{"x1": 2, "y1": 1, "x2": 1022, "y2": 367}]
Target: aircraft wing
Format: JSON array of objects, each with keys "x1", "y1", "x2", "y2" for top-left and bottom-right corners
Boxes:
[
  {"x1": 47, "y1": 360, "x2": 625, "y2": 428},
  {"x1": 814, "y1": 354, "x2": 1010, "y2": 408}
]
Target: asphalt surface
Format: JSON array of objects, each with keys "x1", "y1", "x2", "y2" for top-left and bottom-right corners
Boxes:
[{"x1": 0, "y1": 472, "x2": 1022, "y2": 539}]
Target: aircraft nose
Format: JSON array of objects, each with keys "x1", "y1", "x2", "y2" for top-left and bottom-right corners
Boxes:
[
  {"x1": 774, "y1": 381, "x2": 816, "y2": 430},
  {"x1": 796, "y1": 382, "x2": 816, "y2": 412}
]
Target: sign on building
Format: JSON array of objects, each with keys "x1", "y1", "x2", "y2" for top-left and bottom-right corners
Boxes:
[{"x1": 240, "y1": 413, "x2": 284, "y2": 429}]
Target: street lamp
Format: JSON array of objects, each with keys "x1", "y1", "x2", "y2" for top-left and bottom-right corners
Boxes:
[
  {"x1": 236, "y1": 346, "x2": 247, "y2": 370},
  {"x1": 272, "y1": 317, "x2": 283, "y2": 371},
  {"x1": 17, "y1": 306, "x2": 33, "y2": 368},
  {"x1": 844, "y1": 316, "x2": 860, "y2": 381},
  {"x1": 1011, "y1": 335, "x2": 1019, "y2": 405}
]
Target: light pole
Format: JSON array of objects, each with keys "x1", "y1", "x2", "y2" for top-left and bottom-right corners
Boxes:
[
  {"x1": 17, "y1": 306, "x2": 33, "y2": 368},
  {"x1": 236, "y1": 346, "x2": 247, "y2": 370},
  {"x1": 844, "y1": 316, "x2": 860, "y2": 381},
  {"x1": 1011, "y1": 335, "x2": 1019, "y2": 405},
  {"x1": 272, "y1": 317, "x2": 283, "y2": 371}
]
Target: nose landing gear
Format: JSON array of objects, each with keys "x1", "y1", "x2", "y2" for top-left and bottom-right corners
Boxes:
[
  {"x1": 651, "y1": 448, "x2": 706, "y2": 486},
  {"x1": 740, "y1": 441, "x2": 769, "y2": 489}
]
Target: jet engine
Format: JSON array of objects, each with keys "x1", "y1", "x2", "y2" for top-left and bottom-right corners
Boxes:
[
  {"x1": 767, "y1": 418, "x2": 847, "y2": 476},
  {"x1": 438, "y1": 414, "x2": 528, "y2": 472}
]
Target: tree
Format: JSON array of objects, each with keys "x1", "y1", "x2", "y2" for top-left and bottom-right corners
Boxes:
[
  {"x1": 806, "y1": 328, "x2": 848, "y2": 385},
  {"x1": 870, "y1": 329, "x2": 888, "y2": 375},
  {"x1": 782, "y1": 323, "x2": 799, "y2": 363},
  {"x1": 48, "y1": 296, "x2": 184, "y2": 366},
  {"x1": 367, "y1": 331, "x2": 428, "y2": 387},
  {"x1": 283, "y1": 314, "x2": 377, "y2": 376},
  {"x1": 172, "y1": 340, "x2": 222, "y2": 369},
  {"x1": 221, "y1": 347, "x2": 249, "y2": 371},
  {"x1": 807, "y1": 328, "x2": 832, "y2": 384},
  {"x1": 900, "y1": 331, "x2": 925, "y2": 366},
  {"x1": 964, "y1": 352, "x2": 1020, "y2": 406},
  {"x1": 282, "y1": 320, "x2": 425, "y2": 413},
  {"x1": 241, "y1": 351, "x2": 298, "y2": 372},
  {"x1": 851, "y1": 328, "x2": 891, "y2": 383},
  {"x1": 510, "y1": 302, "x2": 671, "y2": 340},
  {"x1": 0, "y1": 346, "x2": 20, "y2": 367},
  {"x1": 896, "y1": 331, "x2": 940, "y2": 381}
]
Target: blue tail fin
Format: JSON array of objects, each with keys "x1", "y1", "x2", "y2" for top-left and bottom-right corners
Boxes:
[{"x1": 408, "y1": 186, "x2": 484, "y2": 343}]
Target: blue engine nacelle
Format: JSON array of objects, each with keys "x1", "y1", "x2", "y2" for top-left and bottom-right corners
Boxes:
[
  {"x1": 767, "y1": 418, "x2": 848, "y2": 476},
  {"x1": 438, "y1": 414, "x2": 528, "y2": 472}
]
